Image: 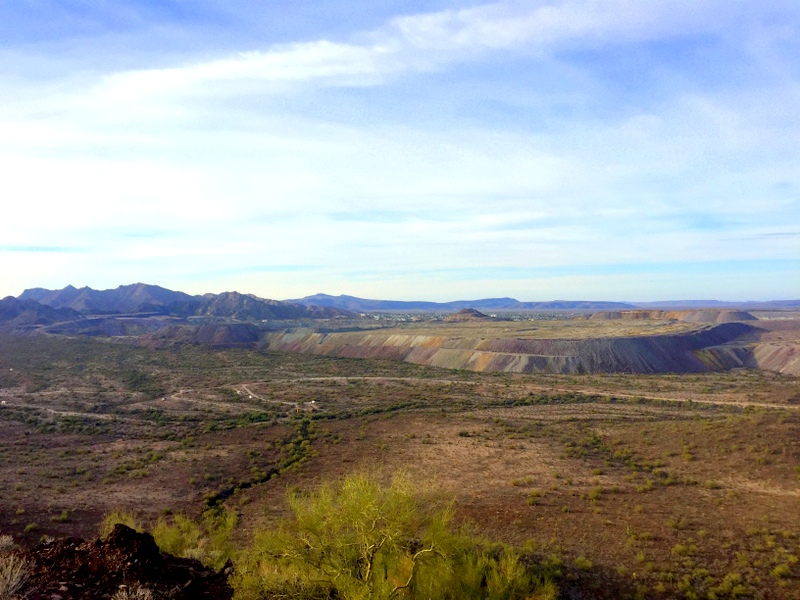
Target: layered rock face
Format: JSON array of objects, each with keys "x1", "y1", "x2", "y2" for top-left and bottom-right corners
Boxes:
[
  {"x1": 262, "y1": 322, "x2": 771, "y2": 374},
  {"x1": 589, "y1": 309, "x2": 757, "y2": 324}
]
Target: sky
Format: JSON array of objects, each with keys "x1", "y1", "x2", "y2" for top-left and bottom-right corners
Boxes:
[{"x1": 1, "y1": 0, "x2": 798, "y2": 302}]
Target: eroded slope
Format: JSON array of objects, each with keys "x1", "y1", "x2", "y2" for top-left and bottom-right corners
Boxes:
[{"x1": 262, "y1": 322, "x2": 767, "y2": 374}]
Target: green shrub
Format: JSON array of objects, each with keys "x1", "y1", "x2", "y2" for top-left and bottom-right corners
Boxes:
[
  {"x1": 52, "y1": 510, "x2": 70, "y2": 523},
  {"x1": 574, "y1": 556, "x2": 592, "y2": 571},
  {"x1": 771, "y1": 563, "x2": 790, "y2": 579},
  {"x1": 526, "y1": 489, "x2": 544, "y2": 506},
  {"x1": 99, "y1": 510, "x2": 141, "y2": 538},
  {"x1": 153, "y1": 510, "x2": 237, "y2": 570},
  {"x1": 233, "y1": 471, "x2": 557, "y2": 600},
  {"x1": 153, "y1": 514, "x2": 203, "y2": 559}
]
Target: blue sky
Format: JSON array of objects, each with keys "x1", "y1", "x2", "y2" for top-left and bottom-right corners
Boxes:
[{"x1": 1, "y1": 1, "x2": 798, "y2": 302}]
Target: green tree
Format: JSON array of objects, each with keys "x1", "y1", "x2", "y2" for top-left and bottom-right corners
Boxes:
[{"x1": 233, "y1": 471, "x2": 557, "y2": 600}]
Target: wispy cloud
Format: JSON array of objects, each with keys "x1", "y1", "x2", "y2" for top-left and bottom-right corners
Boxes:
[
  {"x1": 69, "y1": 0, "x2": 734, "y2": 111},
  {"x1": 0, "y1": 245, "x2": 82, "y2": 253},
  {"x1": 0, "y1": 1, "x2": 798, "y2": 300},
  {"x1": 753, "y1": 232, "x2": 800, "y2": 239}
]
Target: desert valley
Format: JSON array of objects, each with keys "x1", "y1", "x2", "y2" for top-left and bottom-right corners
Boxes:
[{"x1": 0, "y1": 284, "x2": 798, "y2": 599}]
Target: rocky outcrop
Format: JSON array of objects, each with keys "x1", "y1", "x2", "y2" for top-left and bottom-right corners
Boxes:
[{"x1": 18, "y1": 524, "x2": 232, "y2": 599}]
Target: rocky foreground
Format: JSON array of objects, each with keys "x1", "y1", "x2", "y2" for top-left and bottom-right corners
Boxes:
[{"x1": 7, "y1": 525, "x2": 232, "y2": 599}]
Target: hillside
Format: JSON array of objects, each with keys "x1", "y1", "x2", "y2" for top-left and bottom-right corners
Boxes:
[
  {"x1": 145, "y1": 323, "x2": 262, "y2": 347},
  {"x1": 0, "y1": 296, "x2": 80, "y2": 329},
  {"x1": 1, "y1": 333, "x2": 798, "y2": 599},
  {"x1": 165, "y1": 291, "x2": 312, "y2": 321},
  {"x1": 445, "y1": 308, "x2": 494, "y2": 322},
  {"x1": 261, "y1": 322, "x2": 772, "y2": 375}
]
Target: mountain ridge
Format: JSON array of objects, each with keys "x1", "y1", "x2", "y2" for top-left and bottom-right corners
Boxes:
[
  {"x1": 16, "y1": 284, "x2": 351, "y2": 321},
  {"x1": 16, "y1": 285, "x2": 800, "y2": 316},
  {"x1": 19, "y1": 283, "x2": 195, "y2": 314},
  {"x1": 0, "y1": 296, "x2": 81, "y2": 329},
  {"x1": 288, "y1": 293, "x2": 637, "y2": 311}
]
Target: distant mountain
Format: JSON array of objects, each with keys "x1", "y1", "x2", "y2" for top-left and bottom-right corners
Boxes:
[
  {"x1": 174, "y1": 291, "x2": 349, "y2": 321},
  {"x1": 199, "y1": 292, "x2": 307, "y2": 320},
  {"x1": 20, "y1": 283, "x2": 194, "y2": 314},
  {"x1": 289, "y1": 294, "x2": 635, "y2": 312},
  {"x1": 0, "y1": 296, "x2": 80, "y2": 328},
  {"x1": 633, "y1": 300, "x2": 800, "y2": 310},
  {"x1": 515, "y1": 300, "x2": 637, "y2": 310},
  {"x1": 18, "y1": 284, "x2": 353, "y2": 321}
]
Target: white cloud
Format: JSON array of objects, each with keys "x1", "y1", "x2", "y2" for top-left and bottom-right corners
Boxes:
[
  {"x1": 389, "y1": 0, "x2": 727, "y2": 52},
  {"x1": 69, "y1": 0, "x2": 767, "y2": 110},
  {"x1": 1, "y1": 1, "x2": 798, "y2": 299}
]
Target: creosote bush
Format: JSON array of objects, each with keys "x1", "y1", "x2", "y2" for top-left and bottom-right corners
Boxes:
[{"x1": 233, "y1": 471, "x2": 558, "y2": 600}]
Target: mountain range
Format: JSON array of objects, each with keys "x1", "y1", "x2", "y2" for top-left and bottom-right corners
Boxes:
[
  {"x1": 11, "y1": 283, "x2": 351, "y2": 323},
  {"x1": 633, "y1": 299, "x2": 800, "y2": 309},
  {"x1": 4, "y1": 286, "x2": 798, "y2": 331},
  {"x1": 20, "y1": 283, "x2": 194, "y2": 314},
  {"x1": 288, "y1": 293, "x2": 636, "y2": 312},
  {"x1": 290, "y1": 294, "x2": 800, "y2": 312}
]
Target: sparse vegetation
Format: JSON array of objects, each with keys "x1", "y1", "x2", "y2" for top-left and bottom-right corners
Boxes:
[
  {"x1": 153, "y1": 510, "x2": 237, "y2": 570},
  {"x1": 111, "y1": 585, "x2": 155, "y2": 600},
  {"x1": 0, "y1": 329, "x2": 798, "y2": 599},
  {"x1": 0, "y1": 550, "x2": 30, "y2": 600}
]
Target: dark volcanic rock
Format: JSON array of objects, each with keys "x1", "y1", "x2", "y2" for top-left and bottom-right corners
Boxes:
[{"x1": 21, "y1": 524, "x2": 233, "y2": 599}]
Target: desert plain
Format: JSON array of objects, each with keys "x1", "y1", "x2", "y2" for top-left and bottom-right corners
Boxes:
[{"x1": 1, "y1": 310, "x2": 799, "y2": 599}]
